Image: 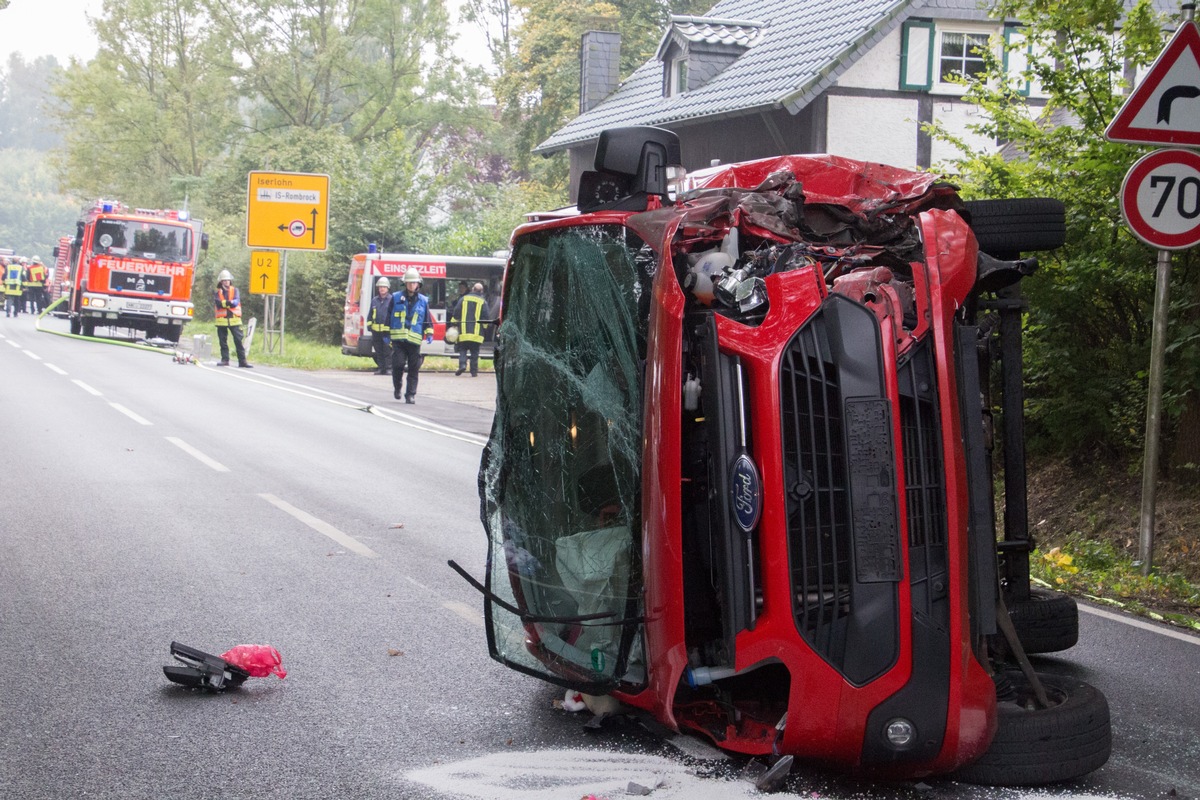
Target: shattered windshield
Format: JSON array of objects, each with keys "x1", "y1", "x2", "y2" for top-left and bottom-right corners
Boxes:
[
  {"x1": 92, "y1": 219, "x2": 192, "y2": 263},
  {"x1": 480, "y1": 223, "x2": 653, "y2": 692}
]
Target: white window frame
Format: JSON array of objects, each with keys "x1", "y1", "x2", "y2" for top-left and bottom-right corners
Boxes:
[
  {"x1": 932, "y1": 24, "x2": 998, "y2": 95},
  {"x1": 669, "y1": 55, "x2": 689, "y2": 96}
]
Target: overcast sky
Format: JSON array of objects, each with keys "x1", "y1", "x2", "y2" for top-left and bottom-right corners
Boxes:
[
  {"x1": 0, "y1": 0, "x2": 491, "y2": 70},
  {"x1": 0, "y1": 0, "x2": 104, "y2": 66}
]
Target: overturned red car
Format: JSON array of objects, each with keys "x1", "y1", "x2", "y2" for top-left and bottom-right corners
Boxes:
[{"x1": 465, "y1": 127, "x2": 1110, "y2": 785}]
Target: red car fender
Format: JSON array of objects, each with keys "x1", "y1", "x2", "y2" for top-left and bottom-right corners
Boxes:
[{"x1": 917, "y1": 209, "x2": 997, "y2": 771}]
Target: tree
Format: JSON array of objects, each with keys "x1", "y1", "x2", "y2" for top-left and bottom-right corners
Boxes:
[
  {"x1": 929, "y1": 0, "x2": 1200, "y2": 466},
  {"x1": 52, "y1": 0, "x2": 241, "y2": 206},
  {"x1": 0, "y1": 54, "x2": 65, "y2": 150},
  {"x1": 200, "y1": 0, "x2": 454, "y2": 143}
]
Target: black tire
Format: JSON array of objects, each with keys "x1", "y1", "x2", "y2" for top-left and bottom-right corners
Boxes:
[
  {"x1": 81, "y1": 319, "x2": 95, "y2": 337},
  {"x1": 1007, "y1": 588, "x2": 1079, "y2": 654},
  {"x1": 69, "y1": 315, "x2": 81, "y2": 335},
  {"x1": 964, "y1": 198, "x2": 1066, "y2": 255},
  {"x1": 955, "y1": 671, "x2": 1111, "y2": 786},
  {"x1": 163, "y1": 325, "x2": 182, "y2": 344}
]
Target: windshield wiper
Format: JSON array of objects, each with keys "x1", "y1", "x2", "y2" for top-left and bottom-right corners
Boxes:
[{"x1": 447, "y1": 559, "x2": 643, "y2": 626}]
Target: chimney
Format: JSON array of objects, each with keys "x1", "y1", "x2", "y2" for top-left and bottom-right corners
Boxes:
[{"x1": 580, "y1": 30, "x2": 621, "y2": 113}]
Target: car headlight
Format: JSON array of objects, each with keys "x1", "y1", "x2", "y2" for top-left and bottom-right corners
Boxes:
[
  {"x1": 170, "y1": 305, "x2": 188, "y2": 316},
  {"x1": 88, "y1": 297, "x2": 107, "y2": 309}
]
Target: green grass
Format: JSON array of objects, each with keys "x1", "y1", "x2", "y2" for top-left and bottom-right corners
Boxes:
[
  {"x1": 183, "y1": 321, "x2": 492, "y2": 372},
  {"x1": 1031, "y1": 537, "x2": 1200, "y2": 632}
]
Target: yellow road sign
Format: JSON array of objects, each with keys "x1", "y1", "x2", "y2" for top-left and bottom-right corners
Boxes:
[
  {"x1": 246, "y1": 171, "x2": 330, "y2": 251},
  {"x1": 249, "y1": 251, "x2": 280, "y2": 294}
]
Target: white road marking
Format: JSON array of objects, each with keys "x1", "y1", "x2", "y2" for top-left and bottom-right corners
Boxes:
[
  {"x1": 405, "y1": 576, "x2": 431, "y2": 591},
  {"x1": 203, "y1": 363, "x2": 487, "y2": 447},
  {"x1": 7, "y1": 339, "x2": 21, "y2": 348},
  {"x1": 109, "y1": 403, "x2": 152, "y2": 426},
  {"x1": 258, "y1": 493, "x2": 378, "y2": 558},
  {"x1": 165, "y1": 436, "x2": 230, "y2": 472},
  {"x1": 23, "y1": 349, "x2": 41, "y2": 360},
  {"x1": 407, "y1": 749, "x2": 1135, "y2": 800},
  {"x1": 72, "y1": 379, "x2": 102, "y2": 396},
  {"x1": 1079, "y1": 602, "x2": 1200, "y2": 645},
  {"x1": 44, "y1": 363, "x2": 67, "y2": 375},
  {"x1": 442, "y1": 600, "x2": 484, "y2": 627}
]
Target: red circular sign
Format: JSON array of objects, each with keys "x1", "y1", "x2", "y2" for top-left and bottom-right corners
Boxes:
[{"x1": 1120, "y1": 148, "x2": 1200, "y2": 250}]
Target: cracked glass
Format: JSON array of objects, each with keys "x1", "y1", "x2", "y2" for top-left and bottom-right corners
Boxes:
[{"x1": 480, "y1": 223, "x2": 653, "y2": 692}]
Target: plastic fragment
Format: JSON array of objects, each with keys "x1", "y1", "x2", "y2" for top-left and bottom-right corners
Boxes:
[{"x1": 220, "y1": 644, "x2": 287, "y2": 679}]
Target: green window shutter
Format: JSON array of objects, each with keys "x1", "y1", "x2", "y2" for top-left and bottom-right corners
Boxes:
[
  {"x1": 900, "y1": 20, "x2": 935, "y2": 91},
  {"x1": 1004, "y1": 26, "x2": 1032, "y2": 97}
]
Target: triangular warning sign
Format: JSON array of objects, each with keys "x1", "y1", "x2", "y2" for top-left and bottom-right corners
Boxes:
[{"x1": 1107, "y1": 21, "x2": 1200, "y2": 146}]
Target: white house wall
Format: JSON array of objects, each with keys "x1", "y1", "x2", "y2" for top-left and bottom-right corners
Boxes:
[
  {"x1": 826, "y1": 95, "x2": 921, "y2": 167},
  {"x1": 835, "y1": 28, "x2": 902, "y2": 91},
  {"x1": 929, "y1": 99, "x2": 994, "y2": 167}
]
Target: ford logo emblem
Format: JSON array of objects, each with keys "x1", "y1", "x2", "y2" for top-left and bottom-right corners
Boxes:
[{"x1": 730, "y1": 453, "x2": 762, "y2": 532}]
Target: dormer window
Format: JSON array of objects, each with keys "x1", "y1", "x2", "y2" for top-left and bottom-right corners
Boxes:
[
  {"x1": 671, "y1": 57, "x2": 689, "y2": 95},
  {"x1": 657, "y1": 15, "x2": 763, "y2": 97}
]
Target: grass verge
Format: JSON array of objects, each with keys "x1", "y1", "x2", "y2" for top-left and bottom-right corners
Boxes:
[{"x1": 184, "y1": 322, "x2": 492, "y2": 372}]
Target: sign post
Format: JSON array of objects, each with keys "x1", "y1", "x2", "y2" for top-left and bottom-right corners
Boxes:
[
  {"x1": 1107, "y1": 4, "x2": 1197, "y2": 575},
  {"x1": 245, "y1": 171, "x2": 331, "y2": 355}
]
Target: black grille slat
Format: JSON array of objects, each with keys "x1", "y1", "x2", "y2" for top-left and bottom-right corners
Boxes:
[
  {"x1": 780, "y1": 297, "x2": 901, "y2": 686},
  {"x1": 897, "y1": 343, "x2": 949, "y2": 625},
  {"x1": 783, "y1": 317, "x2": 851, "y2": 653}
]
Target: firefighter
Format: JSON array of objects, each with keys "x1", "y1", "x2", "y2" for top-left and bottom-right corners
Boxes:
[
  {"x1": 387, "y1": 268, "x2": 434, "y2": 404},
  {"x1": 213, "y1": 270, "x2": 252, "y2": 368},
  {"x1": 3, "y1": 257, "x2": 23, "y2": 317},
  {"x1": 26, "y1": 256, "x2": 47, "y2": 314},
  {"x1": 449, "y1": 282, "x2": 487, "y2": 377},
  {"x1": 367, "y1": 276, "x2": 393, "y2": 375}
]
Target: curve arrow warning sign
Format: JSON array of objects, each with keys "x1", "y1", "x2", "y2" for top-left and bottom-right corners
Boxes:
[{"x1": 1106, "y1": 21, "x2": 1200, "y2": 147}]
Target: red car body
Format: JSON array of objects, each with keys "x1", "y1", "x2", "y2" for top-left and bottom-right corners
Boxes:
[{"x1": 474, "y1": 132, "x2": 1104, "y2": 782}]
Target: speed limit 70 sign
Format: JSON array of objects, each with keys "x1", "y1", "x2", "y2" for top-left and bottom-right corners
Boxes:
[{"x1": 1120, "y1": 148, "x2": 1200, "y2": 250}]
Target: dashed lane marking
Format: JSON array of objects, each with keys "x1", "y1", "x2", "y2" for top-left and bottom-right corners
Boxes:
[
  {"x1": 44, "y1": 363, "x2": 67, "y2": 375},
  {"x1": 442, "y1": 600, "x2": 484, "y2": 627},
  {"x1": 23, "y1": 349, "x2": 41, "y2": 360},
  {"x1": 110, "y1": 403, "x2": 152, "y2": 426},
  {"x1": 258, "y1": 493, "x2": 379, "y2": 558},
  {"x1": 72, "y1": 379, "x2": 102, "y2": 396},
  {"x1": 165, "y1": 436, "x2": 229, "y2": 472}
]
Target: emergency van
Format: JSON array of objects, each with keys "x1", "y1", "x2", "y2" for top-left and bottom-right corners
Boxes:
[
  {"x1": 341, "y1": 250, "x2": 505, "y2": 357},
  {"x1": 61, "y1": 200, "x2": 207, "y2": 342}
]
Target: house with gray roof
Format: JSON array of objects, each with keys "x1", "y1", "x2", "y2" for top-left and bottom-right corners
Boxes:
[{"x1": 540, "y1": 0, "x2": 1175, "y2": 198}]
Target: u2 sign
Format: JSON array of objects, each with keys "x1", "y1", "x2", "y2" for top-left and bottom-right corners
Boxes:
[{"x1": 1120, "y1": 148, "x2": 1200, "y2": 250}]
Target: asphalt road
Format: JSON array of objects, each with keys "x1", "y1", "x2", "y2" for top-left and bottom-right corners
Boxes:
[{"x1": 1, "y1": 315, "x2": 1198, "y2": 800}]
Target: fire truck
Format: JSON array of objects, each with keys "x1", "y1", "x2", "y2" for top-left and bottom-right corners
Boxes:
[
  {"x1": 58, "y1": 200, "x2": 207, "y2": 342},
  {"x1": 48, "y1": 235, "x2": 74, "y2": 314}
]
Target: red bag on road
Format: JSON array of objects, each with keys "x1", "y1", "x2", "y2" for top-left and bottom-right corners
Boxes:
[{"x1": 220, "y1": 645, "x2": 287, "y2": 679}]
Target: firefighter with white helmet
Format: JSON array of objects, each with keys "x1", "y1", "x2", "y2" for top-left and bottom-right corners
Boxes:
[
  {"x1": 213, "y1": 269, "x2": 252, "y2": 368},
  {"x1": 386, "y1": 267, "x2": 434, "y2": 403},
  {"x1": 26, "y1": 256, "x2": 47, "y2": 314},
  {"x1": 367, "y1": 276, "x2": 393, "y2": 375}
]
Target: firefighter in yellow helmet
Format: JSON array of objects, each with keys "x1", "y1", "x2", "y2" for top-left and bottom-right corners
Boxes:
[{"x1": 213, "y1": 270, "x2": 252, "y2": 367}]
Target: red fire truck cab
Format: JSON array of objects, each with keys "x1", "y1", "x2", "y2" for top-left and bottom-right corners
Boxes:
[{"x1": 59, "y1": 200, "x2": 207, "y2": 342}]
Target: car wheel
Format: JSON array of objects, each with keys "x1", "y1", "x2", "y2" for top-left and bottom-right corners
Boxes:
[
  {"x1": 1007, "y1": 587, "x2": 1079, "y2": 654},
  {"x1": 964, "y1": 198, "x2": 1066, "y2": 256},
  {"x1": 81, "y1": 319, "x2": 95, "y2": 337},
  {"x1": 954, "y1": 670, "x2": 1111, "y2": 786},
  {"x1": 70, "y1": 316, "x2": 81, "y2": 335}
]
